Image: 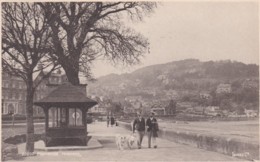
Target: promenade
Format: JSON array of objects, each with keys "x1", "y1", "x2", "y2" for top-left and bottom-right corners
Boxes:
[{"x1": 10, "y1": 122, "x2": 247, "y2": 162}]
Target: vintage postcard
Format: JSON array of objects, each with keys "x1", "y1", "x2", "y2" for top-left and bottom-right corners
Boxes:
[{"x1": 1, "y1": 1, "x2": 259, "y2": 161}]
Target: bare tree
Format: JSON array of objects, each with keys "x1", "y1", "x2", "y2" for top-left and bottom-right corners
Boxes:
[
  {"x1": 2, "y1": 3, "x2": 58, "y2": 153},
  {"x1": 38, "y1": 2, "x2": 157, "y2": 85}
]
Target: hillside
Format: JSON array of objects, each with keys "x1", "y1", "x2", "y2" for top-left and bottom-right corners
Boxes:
[{"x1": 88, "y1": 59, "x2": 259, "y2": 110}]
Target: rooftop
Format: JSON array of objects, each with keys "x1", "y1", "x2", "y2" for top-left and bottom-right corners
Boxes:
[{"x1": 34, "y1": 83, "x2": 97, "y2": 108}]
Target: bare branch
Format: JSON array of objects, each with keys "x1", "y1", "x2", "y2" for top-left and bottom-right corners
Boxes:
[
  {"x1": 37, "y1": 2, "x2": 156, "y2": 84},
  {"x1": 2, "y1": 2, "x2": 56, "y2": 84}
]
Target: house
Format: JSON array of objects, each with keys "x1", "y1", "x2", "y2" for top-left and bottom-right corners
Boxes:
[
  {"x1": 121, "y1": 100, "x2": 135, "y2": 114},
  {"x1": 177, "y1": 102, "x2": 197, "y2": 111},
  {"x1": 182, "y1": 107, "x2": 203, "y2": 114},
  {"x1": 193, "y1": 106, "x2": 205, "y2": 115},
  {"x1": 133, "y1": 79, "x2": 141, "y2": 86},
  {"x1": 125, "y1": 96, "x2": 142, "y2": 102},
  {"x1": 2, "y1": 68, "x2": 68, "y2": 116},
  {"x1": 143, "y1": 88, "x2": 157, "y2": 97},
  {"x1": 151, "y1": 107, "x2": 166, "y2": 115},
  {"x1": 205, "y1": 106, "x2": 220, "y2": 112},
  {"x1": 199, "y1": 92, "x2": 211, "y2": 99},
  {"x1": 131, "y1": 100, "x2": 142, "y2": 109},
  {"x1": 165, "y1": 90, "x2": 179, "y2": 100},
  {"x1": 204, "y1": 106, "x2": 222, "y2": 116},
  {"x1": 216, "y1": 84, "x2": 231, "y2": 94},
  {"x1": 2, "y1": 71, "x2": 26, "y2": 114},
  {"x1": 89, "y1": 104, "x2": 107, "y2": 115},
  {"x1": 151, "y1": 102, "x2": 166, "y2": 115},
  {"x1": 183, "y1": 108, "x2": 193, "y2": 113},
  {"x1": 157, "y1": 74, "x2": 167, "y2": 80},
  {"x1": 228, "y1": 112, "x2": 247, "y2": 118},
  {"x1": 119, "y1": 83, "x2": 127, "y2": 89},
  {"x1": 242, "y1": 79, "x2": 258, "y2": 89},
  {"x1": 123, "y1": 106, "x2": 136, "y2": 114},
  {"x1": 244, "y1": 109, "x2": 258, "y2": 117}
]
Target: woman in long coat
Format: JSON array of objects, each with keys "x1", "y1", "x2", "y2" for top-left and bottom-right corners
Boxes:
[{"x1": 107, "y1": 116, "x2": 110, "y2": 127}]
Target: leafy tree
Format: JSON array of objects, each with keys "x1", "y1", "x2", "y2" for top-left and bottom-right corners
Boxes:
[
  {"x1": 198, "y1": 97, "x2": 211, "y2": 107},
  {"x1": 231, "y1": 80, "x2": 242, "y2": 89},
  {"x1": 232, "y1": 87, "x2": 258, "y2": 104},
  {"x1": 166, "y1": 100, "x2": 176, "y2": 115},
  {"x1": 241, "y1": 88, "x2": 258, "y2": 103},
  {"x1": 220, "y1": 99, "x2": 233, "y2": 111},
  {"x1": 2, "y1": 3, "x2": 58, "y2": 152},
  {"x1": 236, "y1": 105, "x2": 245, "y2": 115},
  {"x1": 38, "y1": 2, "x2": 157, "y2": 85},
  {"x1": 111, "y1": 102, "x2": 123, "y2": 115}
]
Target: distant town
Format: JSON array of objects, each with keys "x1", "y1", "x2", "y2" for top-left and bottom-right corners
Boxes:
[{"x1": 88, "y1": 59, "x2": 259, "y2": 119}]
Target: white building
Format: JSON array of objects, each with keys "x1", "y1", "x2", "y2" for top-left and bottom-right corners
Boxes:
[
  {"x1": 244, "y1": 109, "x2": 257, "y2": 117},
  {"x1": 216, "y1": 84, "x2": 231, "y2": 94}
]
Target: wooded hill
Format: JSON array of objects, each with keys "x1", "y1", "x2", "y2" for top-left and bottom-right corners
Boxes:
[{"x1": 88, "y1": 59, "x2": 259, "y2": 111}]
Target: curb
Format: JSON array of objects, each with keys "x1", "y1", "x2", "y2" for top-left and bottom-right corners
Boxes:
[{"x1": 33, "y1": 138, "x2": 103, "y2": 152}]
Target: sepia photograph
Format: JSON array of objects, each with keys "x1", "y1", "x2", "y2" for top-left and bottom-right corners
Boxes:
[{"x1": 1, "y1": 1, "x2": 259, "y2": 161}]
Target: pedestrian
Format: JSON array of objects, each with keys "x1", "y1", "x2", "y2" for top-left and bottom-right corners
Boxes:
[
  {"x1": 146, "y1": 112, "x2": 159, "y2": 148},
  {"x1": 133, "y1": 112, "x2": 146, "y2": 149},
  {"x1": 107, "y1": 115, "x2": 110, "y2": 127},
  {"x1": 111, "y1": 116, "x2": 115, "y2": 127},
  {"x1": 11, "y1": 112, "x2": 15, "y2": 127},
  {"x1": 115, "y1": 118, "x2": 118, "y2": 126}
]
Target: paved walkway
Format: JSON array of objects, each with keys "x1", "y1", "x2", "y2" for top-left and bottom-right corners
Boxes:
[{"x1": 11, "y1": 122, "x2": 246, "y2": 162}]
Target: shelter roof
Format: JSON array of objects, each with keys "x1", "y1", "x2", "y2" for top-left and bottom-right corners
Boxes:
[{"x1": 34, "y1": 83, "x2": 97, "y2": 108}]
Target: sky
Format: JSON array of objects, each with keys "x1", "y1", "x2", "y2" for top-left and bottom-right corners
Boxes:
[{"x1": 92, "y1": 1, "x2": 259, "y2": 78}]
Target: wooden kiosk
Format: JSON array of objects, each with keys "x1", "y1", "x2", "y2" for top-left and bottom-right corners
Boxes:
[{"x1": 34, "y1": 83, "x2": 97, "y2": 147}]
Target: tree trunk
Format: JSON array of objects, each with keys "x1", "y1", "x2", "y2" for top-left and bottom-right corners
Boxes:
[
  {"x1": 25, "y1": 76, "x2": 35, "y2": 153},
  {"x1": 62, "y1": 55, "x2": 80, "y2": 85},
  {"x1": 63, "y1": 66, "x2": 80, "y2": 85}
]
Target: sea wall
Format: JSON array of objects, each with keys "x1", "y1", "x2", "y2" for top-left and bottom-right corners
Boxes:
[{"x1": 117, "y1": 121, "x2": 259, "y2": 160}]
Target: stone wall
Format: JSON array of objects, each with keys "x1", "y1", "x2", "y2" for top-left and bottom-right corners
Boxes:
[{"x1": 117, "y1": 121, "x2": 259, "y2": 161}]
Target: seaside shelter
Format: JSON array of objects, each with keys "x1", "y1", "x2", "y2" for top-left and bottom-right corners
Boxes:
[{"x1": 34, "y1": 83, "x2": 97, "y2": 147}]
